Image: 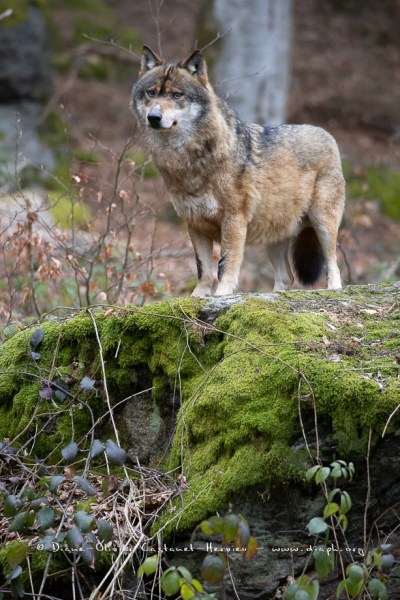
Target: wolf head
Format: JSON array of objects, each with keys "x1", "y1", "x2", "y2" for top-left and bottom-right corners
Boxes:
[{"x1": 131, "y1": 46, "x2": 211, "y2": 134}]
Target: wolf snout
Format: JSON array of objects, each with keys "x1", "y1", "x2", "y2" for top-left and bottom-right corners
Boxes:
[{"x1": 147, "y1": 107, "x2": 162, "y2": 128}]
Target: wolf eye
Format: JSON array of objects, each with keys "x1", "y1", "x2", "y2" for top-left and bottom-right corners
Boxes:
[
  {"x1": 146, "y1": 90, "x2": 156, "y2": 98},
  {"x1": 172, "y1": 92, "x2": 183, "y2": 100}
]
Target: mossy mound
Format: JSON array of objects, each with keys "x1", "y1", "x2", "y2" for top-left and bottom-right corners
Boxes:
[
  {"x1": 168, "y1": 286, "x2": 400, "y2": 528},
  {"x1": 0, "y1": 286, "x2": 399, "y2": 531}
]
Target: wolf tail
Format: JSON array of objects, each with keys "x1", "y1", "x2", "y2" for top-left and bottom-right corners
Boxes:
[{"x1": 292, "y1": 227, "x2": 325, "y2": 286}]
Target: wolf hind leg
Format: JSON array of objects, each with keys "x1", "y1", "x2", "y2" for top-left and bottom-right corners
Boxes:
[
  {"x1": 189, "y1": 228, "x2": 214, "y2": 297},
  {"x1": 266, "y1": 239, "x2": 294, "y2": 291},
  {"x1": 311, "y1": 221, "x2": 342, "y2": 289},
  {"x1": 309, "y1": 168, "x2": 345, "y2": 289}
]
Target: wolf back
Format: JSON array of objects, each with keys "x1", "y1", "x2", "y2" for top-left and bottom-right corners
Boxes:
[{"x1": 130, "y1": 46, "x2": 346, "y2": 296}]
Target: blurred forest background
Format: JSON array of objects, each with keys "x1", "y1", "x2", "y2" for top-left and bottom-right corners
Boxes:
[{"x1": 1, "y1": 0, "x2": 400, "y2": 329}]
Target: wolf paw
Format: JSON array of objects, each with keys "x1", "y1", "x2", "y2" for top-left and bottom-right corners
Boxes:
[
  {"x1": 214, "y1": 284, "x2": 235, "y2": 296},
  {"x1": 191, "y1": 285, "x2": 212, "y2": 298}
]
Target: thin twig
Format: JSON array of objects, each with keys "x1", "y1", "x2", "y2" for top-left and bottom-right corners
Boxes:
[{"x1": 363, "y1": 428, "x2": 373, "y2": 555}]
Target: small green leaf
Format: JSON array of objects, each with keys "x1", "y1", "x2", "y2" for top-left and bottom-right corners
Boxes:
[
  {"x1": 336, "y1": 579, "x2": 347, "y2": 598},
  {"x1": 105, "y1": 439, "x2": 127, "y2": 466},
  {"x1": 31, "y1": 497, "x2": 49, "y2": 511},
  {"x1": 315, "y1": 467, "x2": 330, "y2": 484},
  {"x1": 345, "y1": 578, "x2": 364, "y2": 597},
  {"x1": 6, "y1": 542, "x2": 28, "y2": 569},
  {"x1": 223, "y1": 513, "x2": 239, "y2": 543},
  {"x1": 138, "y1": 554, "x2": 158, "y2": 577},
  {"x1": 80, "y1": 376, "x2": 95, "y2": 390},
  {"x1": 81, "y1": 544, "x2": 96, "y2": 567},
  {"x1": 305, "y1": 465, "x2": 320, "y2": 481},
  {"x1": 30, "y1": 328, "x2": 44, "y2": 349},
  {"x1": 90, "y1": 439, "x2": 105, "y2": 459},
  {"x1": 201, "y1": 554, "x2": 225, "y2": 585},
  {"x1": 61, "y1": 441, "x2": 78, "y2": 462},
  {"x1": 347, "y1": 564, "x2": 365, "y2": 583},
  {"x1": 338, "y1": 514, "x2": 348, "y2": 531},
  {"x1": 74, "y1": 510, "x2": 95, "y2": 533},
  {"x1": 36, "y1": 507, "x2": 55, "y2": 532},
  {"x1": 96, "y1": 519, "x2": 113, "y2": 543},
  {"x1": 4, "y1": 495, "x2": 23, "y2": 517},
  {"x1": 339, "y1": 491, "x2": 352, "y2": 515},
  {"x1": 191, "y1": 579, "x2": 203, "y2": 592},
  {"x1": 37, "y1": 534, "x2": 57, "y2": 551},
  {"x1": 161, "y1": 569, "x2": 181, "y2": 596},
  {"x1": 66, "y1": 527, "x2": 84, "y2": 550},
  {"x1": 327, "y1": 487, "x2": 341, "y2": 503},
  {"x1": 306, "y1": 517, "x2": 328, "y2": 536},
  {"x1": 373, "y1": 550, "x2": 383, "y2": 569},
  {"x1": 313, "y1": 545, "x2": 334, "y2": 578},
  {"x1": 330, "y1": 466, "x2": 342, "y2": 479},
  {"x1": 285, "y1": 582, "x2": 299, "y2": 600},
  {"x1": 381, "y1": 553, "x2": 395, "y2": 571},
  {"x1": 181, "y1": 583, "x2": 195, "y2": 600},
  {"x1": 200, "y1": 520, "x2": 214, "y2": 535},
  {"x1": 9, "y1": 512, "x2": 30, "y2": 532},
  {"x1": 236, "y1": 518, "x2": 250, "y2": 547},
  {"x1": 308, "y1": 580, "x2": 319, "y2": 600},
  {"x1": 48, "y1": 476, "x2": 66, "y2": 493},
  {"x1": 54, "y1": 380, "x2": 69, "y2": 402},
  {"x1": 323, "y1": 502, "x2": 339, "y2": 519},
  {"x1": 177, "y1": 566, "x2": 193, "y2": 583},
  {"x1": 207, "y1": 515, "x2": 224, "y2": 533},
  {"x1": 6, "y1": 565, "x2": 23, "y2": 582},
  {"x1": 294, "y1": 591, "x2": 310, "y2": 600},
  {"x1": 244, "y1": 536, "x2": 258, "y2": 560},
  {"x1": 338, "y1": 577, "x2": 364, "y2": 598},
  {"x1": 368, "y1": 578, "x2": 388, "y2": 600},
  {"x1": 73, "y1": 476, "x2": 96, "y2": 496}
]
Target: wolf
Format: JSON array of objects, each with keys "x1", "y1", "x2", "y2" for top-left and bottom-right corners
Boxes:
[{"x1": 130, "y1": 46, "x2": 346, "y2": 297}]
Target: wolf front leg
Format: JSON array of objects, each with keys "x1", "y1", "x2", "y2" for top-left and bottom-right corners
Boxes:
[
  {"x1": 189, "y1": 227, "x2": 214, "y2": 297},
  {"x1": 214, "y1": 214, "x2": 247, "y2": 296}
]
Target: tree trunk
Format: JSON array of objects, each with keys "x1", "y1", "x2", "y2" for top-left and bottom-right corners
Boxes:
[{"x1": 213, "y1": 0, "x2": 293, "y2": 124}]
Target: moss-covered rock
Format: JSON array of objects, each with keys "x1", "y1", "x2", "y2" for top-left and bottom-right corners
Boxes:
[{"x1": 0, "y1": 285, "x2": 399, "y2": 533}]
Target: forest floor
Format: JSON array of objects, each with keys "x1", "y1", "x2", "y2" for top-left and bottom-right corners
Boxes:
[{"x1": 50, "y1": 0, "x2": 400, "y2": 298}]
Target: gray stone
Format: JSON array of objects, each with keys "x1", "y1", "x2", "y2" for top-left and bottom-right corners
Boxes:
[
  {"x1": 0, "y1": 7, "x2": 52, "y2": 101},
  {"x1": 0, "y1": 102, "x2": 55, "y2": 191}
]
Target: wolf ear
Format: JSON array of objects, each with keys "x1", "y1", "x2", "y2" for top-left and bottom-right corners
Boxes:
[
  {"x1": 182, "y1": 50, "x2": 208, "y2": 80},
  {"x1": 140, "y1": 46, "x2": 163, "y2": 74}
]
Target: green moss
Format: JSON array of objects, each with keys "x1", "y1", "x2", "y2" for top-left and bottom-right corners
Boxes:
[{"x1": 1, "y1": 289, "x2": 399, "y2": 533}]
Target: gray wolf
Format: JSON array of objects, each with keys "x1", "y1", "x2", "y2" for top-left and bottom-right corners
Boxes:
[{"x1": 130, "y1": 46, "x2": 346, "y2": 296}]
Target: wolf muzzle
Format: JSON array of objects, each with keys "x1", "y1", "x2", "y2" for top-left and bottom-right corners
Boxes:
[{"x1": 147, "y1": 106, "x2": 162, "y2": 129}]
